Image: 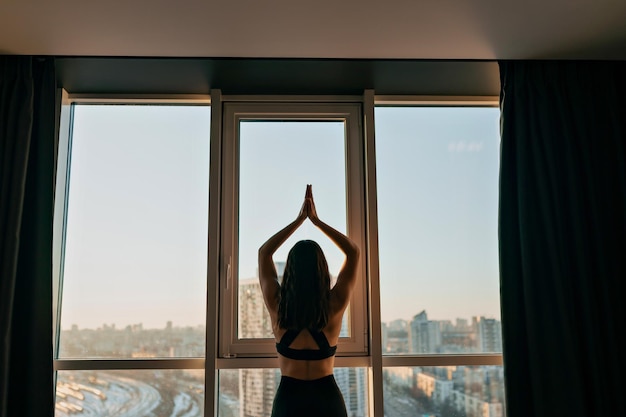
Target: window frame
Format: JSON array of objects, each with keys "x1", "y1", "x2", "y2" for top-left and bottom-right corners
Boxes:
[
  {"x1": 51, "y1": 91, "x2": 504, "y2": 417},
  {"x1": 373, "y1": 97, "x2": 504, "y2": 417},
  {"x1": 52, "y1": 93, "x2": 212, "y2": 366},
  {"x1": 217, "y1": 99, "x2": 369, "y2": 358}
]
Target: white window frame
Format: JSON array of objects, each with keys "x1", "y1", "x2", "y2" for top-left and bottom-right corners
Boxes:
[{"x1": 216, "y1": 98, "x2": 369, "y2": 359}]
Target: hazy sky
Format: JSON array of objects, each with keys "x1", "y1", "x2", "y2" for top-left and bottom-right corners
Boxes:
[
  {"x1": 59, "y1": 104, "x2": 500, "y2": 330},
  {"x1": 375, "y1": 107, "x2": 501, "y2": 323}
]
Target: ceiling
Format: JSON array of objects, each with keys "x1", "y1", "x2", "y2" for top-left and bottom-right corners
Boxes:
[{"x1": 2, "y1": 0, "x2": 626, "y2": 59}]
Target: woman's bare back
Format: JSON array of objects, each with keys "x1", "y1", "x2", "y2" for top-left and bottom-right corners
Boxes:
[{"x1": 274, "y1": 310, "x2": 343, "y2": 380}]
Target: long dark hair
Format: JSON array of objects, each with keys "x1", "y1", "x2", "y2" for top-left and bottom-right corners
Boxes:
[{"x1": 278, "y1": 240, "x2": 331, "y2": 331}]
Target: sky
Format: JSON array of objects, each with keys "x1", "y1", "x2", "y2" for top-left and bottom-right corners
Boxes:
[{"x1": 59, "y1": 104, "x2": 501, "y2": 330}]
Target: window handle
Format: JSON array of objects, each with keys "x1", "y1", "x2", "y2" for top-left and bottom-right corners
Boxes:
[{"x1": 226, "y1": 256, "x2": 232, "y2": 290}]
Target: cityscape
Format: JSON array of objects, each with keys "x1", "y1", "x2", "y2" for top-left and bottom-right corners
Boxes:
[{"x1": 56, "y1": 278, "x2": 505, "y2": 417}]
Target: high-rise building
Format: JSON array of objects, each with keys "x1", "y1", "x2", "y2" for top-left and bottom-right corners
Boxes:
[
  {"x1": 239, "y1": 278, "x2": 273, "y2": 338},
  {"x1": 409, "y1": 310, "x2": 441, "y2": 353},
  {"x1": 334, "y1": 367, "x2": 368, "y2": 417},
  {"x1": 239, "y1": 368, "x2": 279, "y2": 417},
  {"x1": 473, "y1": 316, "x2": 502, "y2": 353},
  {"x1": 385, "y1": 318, "x2": 409, "y2": 353},
  {"x1": 238, "y1": 278, "x2": 276, "y2": 416},
  {"x1": 440, "y1": 318, "x2": 475, "y2": 352},
  {"x1": 388, "y1": 319, "x2": 409, "y2": 332}
]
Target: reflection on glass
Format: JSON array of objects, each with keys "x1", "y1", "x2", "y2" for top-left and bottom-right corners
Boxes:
[
  {"x1": 375, "y1": 107, "x2": 502, "y2": 354},
  {"x1": 58, "y1": 105, "x2": 210, "y2": 358},
  {"x1": 219, "y1": 368, "x2": 368, "y2": 417},
  {"x1": 383, "y1": 366, "x2": 506, "y2": 417},
  {"x1": 237, "y1": 121, "x2": 348, "y2": 339},
  {"x1": 55, "y1": 370, "x2": 204, "y2": 417}
]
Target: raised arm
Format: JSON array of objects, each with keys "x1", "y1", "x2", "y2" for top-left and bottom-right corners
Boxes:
[
  {"x1": 307, "y1": 187, "x2": 360, "y2": 313},
  {"x1": 258, "y1": 187, "x2": 308, "y2": 316}
]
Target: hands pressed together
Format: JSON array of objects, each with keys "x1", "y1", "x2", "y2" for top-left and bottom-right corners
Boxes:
[{"x1": 298, "y1": 184, "x2": 320, "y2": 224}]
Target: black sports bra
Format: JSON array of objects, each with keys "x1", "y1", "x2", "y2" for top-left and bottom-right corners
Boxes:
[{"x1": 276, "y1": 328, "x2": 337, "y2": 360}]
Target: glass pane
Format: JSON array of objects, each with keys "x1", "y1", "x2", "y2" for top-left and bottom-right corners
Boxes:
[
  {"x1": 237, "y1": 121, "x2": 348, "y2": 339},
  {"x1": 219, "y1": 368, "x2": 368, "y2": 417},
  {"x1": 384, "y1": 366, "x2": 506, "y2": 417},
  {"x1": 376, "y1": 107, "x2": 502, "y2": 354},
  {"x1": 58, "y1": 105, "x2": 210, "y2": 358},
  {"x1": 55, "y1": 369, "x2": 204, "y2": 417}
]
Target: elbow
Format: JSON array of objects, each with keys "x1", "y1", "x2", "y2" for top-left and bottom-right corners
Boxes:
[
  {"x1": 258, "y1": 246, "x2": 271, "y2": 262},
  {"x1": 348, "y1": 243, "x2": 360, "y2": 260}
]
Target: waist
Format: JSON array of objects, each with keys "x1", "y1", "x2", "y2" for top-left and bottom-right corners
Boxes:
[
  {"x1": 280, "y1": 374, "x2": 336, "y2": 384},
  {"x1": 278, "y1": 354, "x2": 335, "y2": 380}
]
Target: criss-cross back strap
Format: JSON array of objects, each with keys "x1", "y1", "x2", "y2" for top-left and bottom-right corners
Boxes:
[
  {"x1": 278, "y1": 329, "x2": 301, "y2": 347},
  {"x1": 309, "y1": 329, "x2": 331, "y2": 349},
  {"x1": 276, "y1": 328, "x2": 337, "y2": 360}
]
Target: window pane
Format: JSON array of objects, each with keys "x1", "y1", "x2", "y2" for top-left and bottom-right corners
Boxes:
[
  {"x1": 219, "y1": 368, "x2": 369, "y2": 417},
  {"x1": 376, "y1": 107, "x2": 502, "y2": 354},
  {"x1": 384, "y1": 366, "x2": 506, "y2": 417},
  {"x1": 55, "y1": 369, "x2": 204, "y2": 417},
  {"x1": 237, "y1": 121, "x2": 348, "y2": 339},
  {"x1": 58, "y1": 105, "x2": 210, "y2": 358}
]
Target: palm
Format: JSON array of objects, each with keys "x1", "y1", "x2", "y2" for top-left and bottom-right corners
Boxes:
[{"x1": 303, "y1": 185, "x2": 318, "y2": 222}]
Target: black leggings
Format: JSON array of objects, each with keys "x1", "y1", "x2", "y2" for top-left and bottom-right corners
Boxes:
[{"x1": 271, "y1": 375, "x2": 348, "y2": 417}]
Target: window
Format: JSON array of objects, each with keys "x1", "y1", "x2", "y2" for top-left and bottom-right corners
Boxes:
[
  {"x1": 53, "y1": 94, "x2": 504, "y2": 417},
  {"x1": 376, "y1": 105, "x2": 505, "y2": 417},
  {"x1": 53, "y1": 102, "x2": 211, "y2": 416},
  {"x1": 218, "y1": 102, "x2": 368, "y2": 358}
]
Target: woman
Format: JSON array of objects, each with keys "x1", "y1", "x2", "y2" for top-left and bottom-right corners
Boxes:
[{"x1": 258, "y1": 185, "x2": 360, "y2": 417}]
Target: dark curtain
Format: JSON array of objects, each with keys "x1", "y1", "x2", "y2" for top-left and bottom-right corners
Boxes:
[
  {"x1": 499, "y1": 61, "x2": 626, "y2": 417},
  {"x1": 0, "y1": 57, "x2": 57, "y2": 417}
]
